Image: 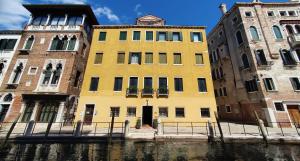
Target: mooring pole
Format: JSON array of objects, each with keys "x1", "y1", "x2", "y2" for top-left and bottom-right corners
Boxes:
[
  {"x1": 214, "y1": 112, "x2": 224, "y2": 143},
  {"x1": 109, "y1": 112, "x2": 115, "y2": 144}
]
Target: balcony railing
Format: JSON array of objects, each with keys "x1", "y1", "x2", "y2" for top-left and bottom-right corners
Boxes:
[
  {"x1": 142, "y1": 88, "x2": 154, "y2": 96},
  {"x1": 126, "y1": 87, "x2": 138, "y2": 96},
  {"x1": 157, "y1": 88, "x2": 169, "y2": 97},
  {"x1": 288, "y1": 34, "x2": 300, "y2": 48}
]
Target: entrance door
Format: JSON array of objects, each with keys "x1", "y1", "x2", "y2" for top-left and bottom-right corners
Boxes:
[
  {"x1": 84, "y1": 105, "x2": 95, "y2": 125},
  {"x1": 142, "y1": 106, "x2": 153, "y2": 126},
  {"x1": 287, "y1": 105, "x2": 300, "y2": 126}
]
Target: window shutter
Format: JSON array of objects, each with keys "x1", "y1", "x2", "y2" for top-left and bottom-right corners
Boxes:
[
  {"x1": 156, "y1": 31, "x2": 159, "y2": 41},
  {"x1": 190, "y1": 32, "x2": 194, "y2": 42},
  {"x1": 128, "y1": 53, "x2": 132, "y2": 64}
]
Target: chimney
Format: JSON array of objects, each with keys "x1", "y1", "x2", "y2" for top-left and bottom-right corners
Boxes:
[{"x1": 219, "y1": 3, "x2": 227, "y2": 15}]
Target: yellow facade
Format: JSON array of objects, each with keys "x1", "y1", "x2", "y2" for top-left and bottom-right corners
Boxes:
[{"x1": 75, "y1": 18, "x2": 217, "y2": 127}]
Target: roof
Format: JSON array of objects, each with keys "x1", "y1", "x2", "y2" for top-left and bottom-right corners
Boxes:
[
  {"x1": 23, "y1": 4, "x2": 99, "y2": 25},
  {"x1": 0, "y1": 30, "x2": 22, "y2": 35},
  {"x1": 93, "y1": 25, "x2": 206, "y2": 29},
  {"x1": 208, "y1": 1, "x2": 300, "y2": 37}
]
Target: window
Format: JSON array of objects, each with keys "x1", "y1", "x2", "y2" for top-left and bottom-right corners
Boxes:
[
  {"x1": 114, "y1": 77, "x2": 123, "y2": 91},
  {"x1": 159, "y1": 107, "x2": 168, "y2": 117},
  {"x1": 272, "y1": 26, "x2": 283, "y2": 39},
  {"x1": 50, "y1": 63, "x2": 62, "y2": 85},
  {"x1": 175, "y1": 108, "x2": 185, "y2": 117},
  {"x1": 250, "y1": 26, "x2": 259, "y2": 41},
  {"x1": 67, "y1": 16, "x2": 83, "y2": 26},
  {"x1": 73, "y1": 71, "x2": 81, "y2": 87},
  {"x1": 129, "y1": 52, "x2": 141, "y2": 64},
  {"x1": 197, "y1": 78, "x2": 207, "y2": 92},
  {"x1": 0, "y1": 39, "x2": 17, "y2": 51},
  {"x1": 223, "y1": 87, "x2": 227, "y2": 96},
  {"x1": 174, "y1": 78, "x2": 183, "y2": 91},
  {"x1": 274, "y1": 102, "x2": 284, "y2": 111},
  {"x1": 50, "y1": 15, "x2": 65, "y2": 26},
  {"x1": 89, "y1": 77, "x2": 99, "y2": 91},
  {"x1": 21, "y1": 102, "x2": 35, "y2": 122},
  {"x1": 267, "y1": 11, "x2": 275, "y2": 17},
  {"x1": 127, "y1": 107, "x2": 136, "y2": 117},
  {"x1": 245, "y1": 79, "x2": 258, "y2": 92},
  {"x1": 159, "y1": 53, "x2": 167, "y2": 64},
  {"x1": 24, "y1": 36, "x2": 34, "y2": 50},
  {"x1": 255, "y1": 50, "x2": 268, "y2": 66},
  {"x1": 236, "y1": 31, "x2": 243, "y2": 45},
  {"x1": 200, "y1": 108, "x2": 210, "y2": 118},
  {"x1": 226, "y1": 106, "x2": 232, "y2": 113},
  {"x1": 290, "y1": 77, "x2": 300, "y2": 91},
  {"x1": 10, "y1": 62, "x2": 24, "y2": 84},
  {"x1": 172, "y1": 32, "x2": 182, "y2": 41},
  {"x1": 195, "y1": 53, "x2": 204, "y2": 65},
  {"x1": 28, "y1": 67, "x2": 38, "y2": 75},
  {"x1": 133, "y1": 31, "x2": 141, "y2": 40},
  {"x1": 67, "y1": 36, "x2": 76, "y2": 51},
  {"x1": 242, "y1": 54, "x2": 250, "y2": 69},
  {"x1": 245, "y1": 11, "x2": 252, "y2": 17},
  {"x1": 32, "y1": 16, "x2": 48, "y2": 26},
  {"x1": 191, "y1": 32, "x2": 203, "y2": 42},
  {"x1": 94, "y1": 53, "x2": 103, "y2": 64},
  {"x1": 280, "y1": 11, "x2": 287, "y2": 16},
  {"x1": 98, "y1": 32, "x2": 106, "y2": 41},
  {"x1": 119, "y1": 31, "x2": 127, "y2": 40},
  {"x1": 146, "y1": 31, "x2": 153, "y2": 41},
  {"x1": 145, "y1": 52, "x2": 153, "y2": 64},
  {"x1": 264, "y1": 78, "x2": 276, "y2": 91},
  {"x1": 42, "y1": 64, "x2": 52, "y2": 85},
  {"x1": 280, "y1": 49, "x2": 296, "y2": 65},
  {"x1": 110, "y1": 107, "x2": 120, "y2": 117},
  {"x1": 173, "y1": 53, "x2": 182, "y2": 64},
  {"x1": 117, "y1": 53, "x2": 125, "y2": 64},
  {"x1": 157, "y1": 32, "x2": 167, "y2": 41}
]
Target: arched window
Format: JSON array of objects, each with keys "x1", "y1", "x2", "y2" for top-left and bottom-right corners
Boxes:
[
  {"x1": 24, "y1": 35, "x2": 34, "y2": 50},
  {"x1": 67, "y1": 36, "x2": 76, "y2": 51},
  {"x1": 42, "y1": 63, "x2": 52, "y2": 85},
  {"x1": 286, "y1": 25, "x2": 294, "y2": 36},
  {"x1": 51, "y1": 63, "x2": 62, "y2": 85},
  {"x1": 250, "y1": 26, "x2": 259, "y2": 41},
  {"x1": 11, "y1": 63, "x2": 23, "y2": 84},
  {"x1": 295, "y1": 25, "x2": 300, "y2": 34},
  {"x1": 273, "y1": 26, "x2": 283, "y2": 39},
  {"x1": 0, "y1": 63, "x2": 4, "y2": 74},
  {"x1": 242, "y1": 54, "x2": 250, "y2": 69},
  {"x1": 236, "y1": 31, "x2": 243, "y2": 45}
]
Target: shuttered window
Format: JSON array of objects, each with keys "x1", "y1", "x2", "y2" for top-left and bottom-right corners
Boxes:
[
  {"x1": 195, "y1": 53, "x2": 204, "y2": 65},
  {"x1": 159, "y1": 53, "x2": 167, "y2": 64},
  {"x1": 94, "y1": 53, "x2": 103, "y2": 64}
]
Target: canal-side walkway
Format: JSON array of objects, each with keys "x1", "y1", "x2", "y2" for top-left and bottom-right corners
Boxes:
[{"x1": 0, "y1": 121, "x2": 299, "y2": 144}]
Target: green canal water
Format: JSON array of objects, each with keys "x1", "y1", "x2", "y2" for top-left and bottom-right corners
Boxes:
[{"x1": 0, "y1": 141, "x2": 299, "y2": 161}]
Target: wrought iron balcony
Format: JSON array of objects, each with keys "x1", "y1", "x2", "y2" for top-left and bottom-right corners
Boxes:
[
  {"x1": 288, "y1": 34, "x2": 300, "y2": 48},
  {"x1": 157, "y1": 88, "x2": 169, "y2": 97},
  {"x1": 142, "y1": 88, "x2": 154, "y2": 96},
  {"x1": 126, "y1": 87, "x2": 138, "y2": 96}
]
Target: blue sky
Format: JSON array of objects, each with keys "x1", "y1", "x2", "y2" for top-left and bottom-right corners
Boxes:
[{"x1": 0, "y1": 0, "x2": 286, "y2": 32}]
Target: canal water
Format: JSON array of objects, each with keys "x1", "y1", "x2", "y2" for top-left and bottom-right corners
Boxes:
[{"x1": 0, "y1": 140, "x2": 299, "y2": 161}]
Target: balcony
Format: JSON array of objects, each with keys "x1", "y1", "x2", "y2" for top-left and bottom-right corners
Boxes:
[
  {"x1": 157, "y1": 88, "x2": 169, "y2": 97},
  {"x1": 142, "y1": 87, "x2": 154, "y2": 97},
  {"x1": 288, "y1": 34, "x2": 300, "y2": 48},
  {"x1": 126, "y1": 87, "x2": 138, "y2": 97}
]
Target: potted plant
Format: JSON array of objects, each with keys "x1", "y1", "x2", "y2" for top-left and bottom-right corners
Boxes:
[
  {"x1": 135, "y1": 118, "x2": 141, "y2": 129},
  {"x1": 152, "y1": 119, "x2": 158, "y2": 129}
]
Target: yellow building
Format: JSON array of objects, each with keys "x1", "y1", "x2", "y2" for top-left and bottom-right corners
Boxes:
[{"x1": 75, "y1": 15, "x2": 217, "y2": 127}]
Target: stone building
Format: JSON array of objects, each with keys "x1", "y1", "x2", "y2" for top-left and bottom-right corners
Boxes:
[
  {"x1": 0, "y1": 30, "x2": 21, "y2": 121},
  {"x1": 0, "y1": 4, "x2": 98, "y2": 123},
  {"x1": 208, "y1": 0, "x2": 300, "y2": 127}
]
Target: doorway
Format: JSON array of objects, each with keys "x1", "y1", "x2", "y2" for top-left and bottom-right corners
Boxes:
[
  {"x1": 142, "y1": 106, "x2": 153, "y2": 126},
  {"x1": 287, "y1": 105, "x2": 300, "y2": 126}
]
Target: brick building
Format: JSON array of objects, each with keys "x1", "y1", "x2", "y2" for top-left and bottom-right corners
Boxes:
[
  {"x1": 208, "y1": 0, "x2": 300, "y2": 127},
  {"x1": 0, "y1": 4, "x2": 98, "y2": 123}
]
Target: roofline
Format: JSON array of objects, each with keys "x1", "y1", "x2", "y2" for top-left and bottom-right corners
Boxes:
[
  {"x1": 23, "y1": 4, "x2": 99, "y2": 25},
  {"x1": 208, "y1": 1, "x2": 300, "y2": 37},
  {"x1": 93, "y1": 25, "x2": 206, "y2": 29}
]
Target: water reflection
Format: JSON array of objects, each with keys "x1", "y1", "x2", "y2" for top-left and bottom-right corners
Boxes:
[{"x1": 0, "y1": 141, "x2": 299, "y2": 161}]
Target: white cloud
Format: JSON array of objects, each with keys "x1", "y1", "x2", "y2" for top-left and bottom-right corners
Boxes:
[
  {"x1": 0, "y1": 0, "x2": 30, "y2": 29},
  {"x1": 93, "y1": 7, "x2": 120, "y2": 23},
  {"x1": 42, "y1": 0, "x2": 87, "y2": 4},
  {"x1": 134, "y1": 4, "x2": 142, "y2": 16}
]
